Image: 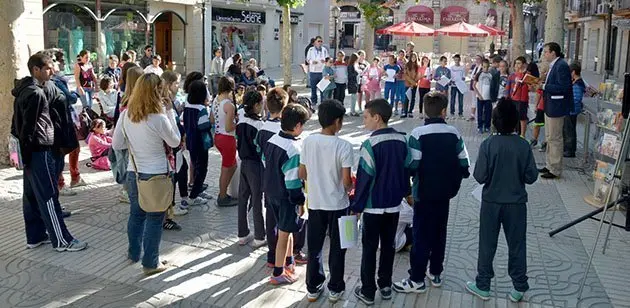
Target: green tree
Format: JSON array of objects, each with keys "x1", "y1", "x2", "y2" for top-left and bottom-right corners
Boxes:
[{"x1": 356, "y1": 0, "x2": 408, "y2": 60}]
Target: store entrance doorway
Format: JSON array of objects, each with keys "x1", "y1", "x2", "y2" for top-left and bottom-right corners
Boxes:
[
  {"x1": 154, "y1": 12, "x2": 185, "y2": 72},
  {"x1": 342, "y1": 22, "x2": 357, "y2": 49}
]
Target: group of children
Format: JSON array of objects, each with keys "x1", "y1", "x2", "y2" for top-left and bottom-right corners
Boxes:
[{"x1": 242, "y1": 81, "x2": 538, "y2": 304}]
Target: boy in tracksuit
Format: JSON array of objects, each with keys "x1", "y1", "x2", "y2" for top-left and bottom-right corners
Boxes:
[
  {"x1": 466, "y1": 98, "x2": 538, "y2": 303},
  {"x1": 353, "y1": 99, "x2": 418, "y2": 306},
  {"x1": 393, "y1": 91, "x2": 470, "y2": 294},
  {"x1": 255, "y1": 88, "x2": 288, "y2": 267},
  {"x1": 263, "y1": 104, "x2": 310, "y2": 285}
]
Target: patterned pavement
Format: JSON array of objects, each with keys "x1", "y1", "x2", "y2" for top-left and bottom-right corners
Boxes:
[{"x1": 1, "y1": 86, "x2": 629, "y2": 308}]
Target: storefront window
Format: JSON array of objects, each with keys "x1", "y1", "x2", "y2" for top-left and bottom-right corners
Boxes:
[
  {"x1": 102, "y1": 10, "x2": 151, "y2": 60},
  {"x1": 43, "y1": 3, "x2": 98, "y2": 74},
  {"x1": 214, "y1": 24, "x2": 261, "y2": 63}
]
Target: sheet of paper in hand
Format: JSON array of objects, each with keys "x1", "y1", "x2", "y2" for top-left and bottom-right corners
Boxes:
[
  {"x1": 317, "y1": 78, "x2": 331, "y2": 92},
  {"x1": 338, "y1": 215, "x2": 359, "y2": 249},
  {"x1": 438, "y1": 75, "x2": 451, "y2": 87}
]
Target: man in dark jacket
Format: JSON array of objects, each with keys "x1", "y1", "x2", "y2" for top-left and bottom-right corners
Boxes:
[
  {"x1": 539, "y1": 42, "x2": 573, "y2": 179},
  {"x1": 489, "y1": 55, "x2": 502, "y2": 103},
  {"x1": 12, "y1": 53, "x2": 87, "y2": 252},
  {"x1": 563, "y1": 63, "x2": 585, "y2": 158}
]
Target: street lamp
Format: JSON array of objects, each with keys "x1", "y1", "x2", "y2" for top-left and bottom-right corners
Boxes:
[
  {"x1": 331, "y1": 6, "x2": 341, "y2": 55},
  {"x1": 530, "y1": 6, "x2": 539, "y2": 61},
  {"x1": 604, "y1": 1, "x2": 614, "y2": 78}
]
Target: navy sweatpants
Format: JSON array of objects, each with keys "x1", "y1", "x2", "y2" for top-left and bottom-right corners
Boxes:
[
  {"x1": 410, "y1": 199, "x2": 449, "y2": 283},
  {"x1": 23, "y1": 151, "x2": 74, "y2": 248}
]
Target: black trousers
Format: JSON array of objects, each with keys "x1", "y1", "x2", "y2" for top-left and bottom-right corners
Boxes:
[
  {"x1": 563, "y1": 114, "x2": 578, "y2": 155},
  {"x1": 189, "y1": 149, "x2": 208, "y2": 199},
  {"x1": 294, "y1": 219, "x2": 307, "y2": 254},
  {"x1": 475, "y1": 201, "x2": 529, "y2": 292},
  {"x1": 410, "y1": 199, "x2": 449, "y2": 283},
  {"x1": 404, "y1": 86, "x2": 418, "y2": 115},
  {"x1": 265, "y1": 196, "x2": 306, "y2": 263},
  {"x1": 238, "y1": 160, "x2": 265, "y2": 239},
  {"x1": 417, "y1": 87, "x2": 430, "y2": 114},
  {"x1": 306, "y1": 208, "x2": 347, "y2": 293},
  {"x1": 175, "y1": 151, "x2": 188, "y2": 198},
  {"x1": 360, "y1": 212, "x2": 399, "y2": 297},
  {"x1": 334, "y1": 83, "x2": 346, "y2": 103}
]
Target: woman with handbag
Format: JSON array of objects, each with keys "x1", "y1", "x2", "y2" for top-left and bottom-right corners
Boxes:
[{"x1": 112, "y1": 73, "x2": 181, "y2": 275}]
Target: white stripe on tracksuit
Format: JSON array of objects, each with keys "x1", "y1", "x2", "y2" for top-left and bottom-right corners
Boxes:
[{"x1": 44, "y1": 152, "x2": 68, "y2": 247}]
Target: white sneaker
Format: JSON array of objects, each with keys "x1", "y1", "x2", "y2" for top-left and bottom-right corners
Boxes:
[
  {"x1": 238, "y1": 233, "x2": 254, "y2": 246},
  {"x1": 190, "y1": 197, "x2": 208, "y2": 206},
  {"x1": 58, "y1": 187, "x2": 77, "y2": 196},
  {"x1": 70, "y1": 178, "x2": 87, "y2": 188},
  {"x1": 118, "y1": 190, "x2": 130, "y2": 204},
  {"x1": 173, "y1": 206, "x2": 189, "y2": 216},
  {"x1": 252, "y1": 239, "x2": 267, "y2": 248}
]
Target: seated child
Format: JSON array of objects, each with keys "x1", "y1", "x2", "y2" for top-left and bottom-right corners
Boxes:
[
  {"x1": 86, "y1": 119, "x2": 112, "y2": 170},
  {"x1": 466, "y1": 98, "x2": 538, "y2": 303},
  {"x1": 95, "y1": 76, "x2": 117, "y2": 119}
]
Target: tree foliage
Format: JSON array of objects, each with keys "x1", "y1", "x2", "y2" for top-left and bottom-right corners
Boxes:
[
  {"x1": 355, "y1": 0, "x2": 409, "y2": 28},
  {"x1": 276, "y1": 0, "x2": 306, "y2": 8}
]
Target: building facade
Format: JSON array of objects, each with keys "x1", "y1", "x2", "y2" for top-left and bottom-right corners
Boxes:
[
  {"x1": 566, "y1": 0, "x2": 630, "y2": 80},
  {"x1": 330, "y1": 0, "x2": 509, "y2": 55}
]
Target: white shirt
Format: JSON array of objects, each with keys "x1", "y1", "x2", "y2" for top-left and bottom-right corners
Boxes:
[
  {"x1": 213, "y1": 98, "x2": 236, "y2": 136},
  {"x1": 96, "y1": 90, "x2": 117, "y2": 118},
  {"x1": 223, "y1": 57, "x2": 234, "y2": 74},
  {"x1": 144, "y1": 65, "x2": 163, "y2": 76},
  {"x1": 450, "y1": 65, "x2": 465, "y2": 84},
  {"x1": 300, "y1": 133, "x2": 353, "y2": 211},
  {"x1": 545, "y1": 56, "x2": 560, "y2": 85},
  {"x1": 306, "y1": 46, "x2": 329, "y2": 73},
  {"x1": 112, "y1": 109, "x2": 181, "y2": 174}
]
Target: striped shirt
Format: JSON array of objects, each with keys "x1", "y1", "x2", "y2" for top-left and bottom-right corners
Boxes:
[
  {"x1": 262, "y1": 131, "x2": 305, "y2": 205},
  {"x1": 183, "y1": 103, "x2": 212, "y2": 153},
  {"x1": 236, "y1": 114, "x2": 264, "y2": 161}
]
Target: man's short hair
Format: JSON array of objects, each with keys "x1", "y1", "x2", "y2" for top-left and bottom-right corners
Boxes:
[
  {"x1": 121, "y1": 53, "x2": 131, "y2": 62},
  {"x1": 364, "y1": 99, "x2": 392, "y2": 124},
  {"x1": 492, "y1": 98, "x2": 519, "y2": 134},
  {"x1": 318, "y1": 99, "x2": 345, "y2": 128},
  {"x1": 453, "y1": 54, "x2": 461, "y2": 60},
  {"x1": 152, "y1": 55, "x2": 161, "y2": 61},
  {"x1": 570, "y1": 63, "x2": 582, "y2": 76},
  {"x1": 144, "y1": 45, "x2": 152, "y2": 51},
  {"x1": 267, "y1": 87, "x2": 289, "y2": 114},
  {"x1": 439, "y1": 56, "x2": 447, "y2": 62},
  {"x1": 28, "y1": 53, "x2": 52, "y2": 74},
  {"x1": 423, "y1": 91, "x2": 448, "y2": 118},
  {"x1": 482, "y1": 58, "x2": 490, "y2": 66},
  {"x1": 281, "y1": 103, "x2": 310, "y2": 131},
  {"x1": 492, "y1": 55, "x2": 502, "y2": 64}
]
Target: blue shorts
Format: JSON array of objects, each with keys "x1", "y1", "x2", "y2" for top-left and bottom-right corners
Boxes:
[{"x1": 268, "y1": 198, "x2": 300, "y2": 233}]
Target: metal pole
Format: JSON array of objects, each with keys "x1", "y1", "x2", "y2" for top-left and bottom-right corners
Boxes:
[
  {"x1": 202, "y1": 1, "x2": 207, "y2": 75},
  {"x1": 604, "y1": 3, "x2": 613, "y2": 79},
  {"x1": 334, "y1": 17, "x2": 338, "y2": 56}
]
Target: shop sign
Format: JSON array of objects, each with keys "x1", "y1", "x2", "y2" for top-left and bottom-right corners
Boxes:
[
  {"x1": 340, "y1": 11, "x2": 360, "y2": 19},
  {"x1": 279, "y1": 14, "x2": 300, "y2": 24},
  {"x1": 405, "y1": 5, "x2": 434, "y2": 25},
  {"x1": 212, "y1": 8, "x2": 266, "y2": 24},
  {"x1": 440, "y1": 6, "x2": 469, "y2": 26}
]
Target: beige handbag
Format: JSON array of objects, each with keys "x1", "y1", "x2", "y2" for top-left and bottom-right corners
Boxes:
[{"x1": 122, "y1": 119, "x2": 173, "y2": 213}]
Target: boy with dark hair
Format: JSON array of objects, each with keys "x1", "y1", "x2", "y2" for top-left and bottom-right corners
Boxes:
[
  {"x1": 449, "y1": 54, "x2": 465, "y2": 118},
  {"x1": 353, "y1": 99, "x2": 419, "y2": 305},
  {"x1": 474, "y1": 59, "x2": 493, "y2": 133},
  {"x1": 299, "y1": 99, "x2": 353, "y2": 303},
  {"x1": 264, "y1": 103, "x2": 310, "y2": 285},
  {"x1": 394, "y1": 91, "x2": 469, "y2": 294},
  {"x1": 434, "y1": 56, "x2": 451, "y2": 95},
  {"x1": 466, "y1": 98, "x2": 538, "y2": 303},
  {"x1": 563, "y1": 63, "x2": 585, "y2": 158}
]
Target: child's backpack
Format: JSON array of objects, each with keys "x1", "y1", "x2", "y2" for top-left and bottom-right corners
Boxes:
[
  {"x1": 297, "y1": 96, "x2": 315, "y2": 114},
  {"x1": 75, "y1": 110, "x2": 92, "y2": 141}
]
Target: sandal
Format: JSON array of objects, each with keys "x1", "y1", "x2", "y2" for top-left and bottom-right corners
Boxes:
[{"x1": 163, "y1": 219, "x2": 182, "y2": 231}]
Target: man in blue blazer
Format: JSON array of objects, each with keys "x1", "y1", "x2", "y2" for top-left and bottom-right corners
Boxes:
[{"x1": 538, "y1": 42, "x2": 573, "y2": 179}]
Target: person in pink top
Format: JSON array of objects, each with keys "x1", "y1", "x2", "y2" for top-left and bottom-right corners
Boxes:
[
  {"x1": 87, "y1": 119, "x2": 112, "y2": 170},
  {"x1": 362, "y1": 57, "x2": 383, "y2": 103}
]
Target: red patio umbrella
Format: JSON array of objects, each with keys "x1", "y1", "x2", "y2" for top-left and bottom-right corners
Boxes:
[
  {"x1": 375, "y1": 22, "x2": 406, "y2": 35},
  {"x1": 387, "y1": 21, "x2": 434, "y2": 37},
  {"x1": 476, "y1": 24, "x2": 505, "y2": 36},
  {"x1": 435, "y1": 21, "x2": 489, "y2": 37}
]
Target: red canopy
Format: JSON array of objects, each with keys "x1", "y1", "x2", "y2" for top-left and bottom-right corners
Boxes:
[
  {"x1": 436, "y1": 21, "x2": 489, "y2": 37},
  {"x1": 377, "y1": 22, "x2": 434, "y2": 37},
  {"x1": 476, "y1": 24, "x2": 505, "y2": 36},
  {"x1": 376, "y1": 22, "x2": 405, "y2": 35}
]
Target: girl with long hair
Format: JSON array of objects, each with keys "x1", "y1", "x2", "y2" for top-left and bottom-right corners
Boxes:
[
  {"x1": 212, "y1": 77, "x2": 239, "y2": 206},
  {"x1": 347, "y1": 53, "x2": 361, "y2": 116},
  {"x1": 417, "y1": 56, "x2": 432, "y2": 119},
  {"x1": 112, "y1": 73, "x2": 181, "y2": 275},
  {"x1": 74, "y1": 50, "x2": 98, "y2": 108},
  {"x1": 403, "y1": 52, "x2": 420, "y2": 118}
]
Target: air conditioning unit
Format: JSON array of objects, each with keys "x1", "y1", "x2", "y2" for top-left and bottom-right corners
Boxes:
[{"x1": 597, "y1": 3, "x2": 606, "y2": 15}]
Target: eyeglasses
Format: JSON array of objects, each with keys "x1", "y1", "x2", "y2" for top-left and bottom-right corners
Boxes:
[{"x1": 147, "y1": 49, "x2": 153, "y2": 52}]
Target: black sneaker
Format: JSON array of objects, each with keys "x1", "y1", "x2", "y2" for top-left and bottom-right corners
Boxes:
[
  {"x1": 294, "y1": 251, "x2": 308, "y2": 265},
  {"x1": 426, "y1": 271, "x2": 442, "y2": 287},
  {"x1": 163, "y1": 219, "x2": 182, "y2": 231},
  {"x1": 188, "y1": 183, "x2": 209, "y2": 192},
  {"x1": 379, "y1": 286, "x2": 392, "y2": 300},
  {"x1": 62, "y1": 210, "x2": 72, "y2": 218},
  {"x1": 353, "y1": 286, "x2": 374, "y2": 306},
  {"x1": 216, "y1": 195, "x2": 238, "y2": 207},
  {"x1": 538, "y1": 167, "x2": 550, "y2": 174}
]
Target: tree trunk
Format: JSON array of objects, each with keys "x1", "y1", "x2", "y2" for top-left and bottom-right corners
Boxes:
[
  {"x1": 510, "y1": 0, "x2": 526, "y2": 61},
  {"x1": 282, "y1": 5, "x2": 292, "y2": 85},
  {"x1": 0, "y1": 0, "x2": 43, "y2": 166},
  {"x1": 364, "y1": 23, "x2": 375, "y2": 61},
  {"x1": 545, "y1": 0, "x2": 564, "y2": 47}
]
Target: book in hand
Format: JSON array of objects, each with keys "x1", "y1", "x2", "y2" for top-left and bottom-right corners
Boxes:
[
  {"x1": 8, "y1": 136, "x2": 23, "y2": 170},
  {"x1": 522, "y1": 74, "x2": 539, "y2": 86}
]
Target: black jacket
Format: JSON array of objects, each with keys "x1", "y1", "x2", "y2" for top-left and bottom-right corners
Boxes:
[
  {"x1": 11, "y1": 77, "x2": 58, "y2": 165},
  {"x1": 51, "y1": 75, "x2": 80, "y2": 153},
  {"x1": 489, "y1": 67, "x2": 500, "y2": 102},
  {"x1": 347, "y1": 64, "x2": 359, "y2": 94}
]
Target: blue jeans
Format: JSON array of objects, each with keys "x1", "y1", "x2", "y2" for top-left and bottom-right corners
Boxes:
[
  {"x1": 396, "y1": 81, "x2": 406, "y2": 105},
  {"x1": 126, "y1": 171, "x2": 167, "y2": 269},
  {"x1": 309, "y1": 72, "x2": 323, "y2": 105},
  {"x1": 450, "y1": 87, "x2": 464, "y2": 116},
  {"x1": 477, "y1": 100, "x2": 493, "y2": 130},
  {"x1": 384, "y1": 82, "x2": 396, "y2": 109},
  {"x1": 79, "y1": 88, "x2": 94, "y2": 109}
]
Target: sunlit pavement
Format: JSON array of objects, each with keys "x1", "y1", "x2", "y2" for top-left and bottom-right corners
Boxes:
[{"x1": 1, "y1": 74, "x2": 629, "y2": 307}]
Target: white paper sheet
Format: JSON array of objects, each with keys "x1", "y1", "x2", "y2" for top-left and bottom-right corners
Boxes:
[
  {"x1": 472, "y1": 184, "x2": 484, "y2": 203},
  {"x1": 338, "y1": 215, "x2": 359, "y2": 249},
  {"x1": 317, "y1": 78, "x2": 331, "y2": 92},
  {"x1": 455, "y1": 79, "x2": 469, "y2": 94},
  {"x1": 437, "y1": 75, "x2": 451, "y2": 87},
  {"x1": 385, "y1": 69, "x2": 396, "y2": 82}
]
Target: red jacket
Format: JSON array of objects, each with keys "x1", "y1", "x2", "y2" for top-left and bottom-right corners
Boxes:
[{"x1": 506, "y1": 72, "x2": 529, "y2": 102}]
